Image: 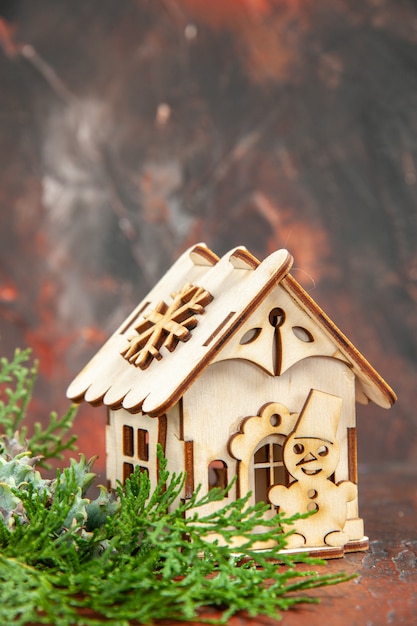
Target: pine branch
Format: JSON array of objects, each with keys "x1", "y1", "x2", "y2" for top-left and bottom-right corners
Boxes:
[
  {"x1": 0, "y1": 348, "x2": 37, "y2": 438},
  {"x1": 27, "y1": 407, "x2": 78, "y2": 468},
  {"x1": 0, "y1": 349, "x2": 78, "y2": 468}
]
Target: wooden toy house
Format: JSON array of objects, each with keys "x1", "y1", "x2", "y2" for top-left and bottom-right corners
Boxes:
[{"x1": 67, "y1": 244, "x2": 396, "y2": 557}]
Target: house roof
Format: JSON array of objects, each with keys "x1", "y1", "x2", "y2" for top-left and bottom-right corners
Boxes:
[{"x1": 67, "y1": 243, "x2": 396, "y2": 415}]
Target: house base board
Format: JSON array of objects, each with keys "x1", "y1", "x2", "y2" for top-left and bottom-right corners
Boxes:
[
  {"x1": 276, "y1": 536, "x2": 369, "y2": 560},
  {"x1": 231, "y1": 536, "x2": 370, "y2": 561}
]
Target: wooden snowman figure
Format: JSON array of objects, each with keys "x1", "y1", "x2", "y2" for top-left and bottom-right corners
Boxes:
[{"x1": 269, "y1": 389, "x2": 357, "y2": 549}]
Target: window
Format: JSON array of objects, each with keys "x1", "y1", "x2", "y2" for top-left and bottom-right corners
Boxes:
[
  {"x1": 239, "y1": 328, "x2": 262, "y2": 345},
  {"x1": 123, "y1": 462, "x2": 148, "y2": 484},
  {"x1": 137, "y1": 429, "x2": 149, "y2": 461},
  {"x1": 116, "y1": 410, "x2": 160, "y2": 492},
  {"x1": 122, "y1": 425, "x2": 149, "y2": 460},
  {"x1": 123, "y1": 462, "x2": 134, "y2": 484},
  {"x1": 123, "y1": 426, "x2": 134, "y2": 457},
  {"x1": 253, "y1": 441, "x2": 287, "y2": 507},
  {"x1": 121, "y1": 424, "x2": 151, "y2": 485},
  {"x1": 208, "y1": 460, "x2": 228, "y2": 493},
  {"x1": 292, "y1": 326, "x2": 314, "y2": 343}
]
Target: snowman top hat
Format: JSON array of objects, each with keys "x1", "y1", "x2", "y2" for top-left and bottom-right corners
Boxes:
[{"x1": 293, "y1": 389, "x2": 343, "y2": 443}]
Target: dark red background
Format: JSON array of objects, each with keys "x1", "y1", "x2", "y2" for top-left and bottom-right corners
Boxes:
[{"x1": 0, "y1": 0, "x2": 416, "y2": 481}]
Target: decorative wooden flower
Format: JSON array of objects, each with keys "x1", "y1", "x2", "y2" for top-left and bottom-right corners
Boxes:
[{"x1": 121, "y1": 283, "x2": 213, "y2": 369}]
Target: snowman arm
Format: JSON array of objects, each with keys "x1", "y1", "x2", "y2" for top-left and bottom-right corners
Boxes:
[
  {"x1": 268, "y1": 484, "x2": 289, "y2": 507},
  {"x1": 338, "y1": 480, "x2": 357, "y2": 502}
]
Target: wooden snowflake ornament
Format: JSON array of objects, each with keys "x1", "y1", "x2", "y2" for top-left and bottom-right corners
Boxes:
[{"x1": 121, "y1": 282, "x2": 213, "y2": 369}]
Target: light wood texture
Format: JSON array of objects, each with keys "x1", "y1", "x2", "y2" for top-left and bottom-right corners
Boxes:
[
  {"x1": 213, "y1": 283, "x2": 345, "y2": 376},
  {"x1": 181, "y1": 357, "x2": 358, "y2": 525}
]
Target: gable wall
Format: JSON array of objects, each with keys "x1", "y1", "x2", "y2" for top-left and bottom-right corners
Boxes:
[{"x1": 214, "y1": 284, "x2": 344, "y2": 376}]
